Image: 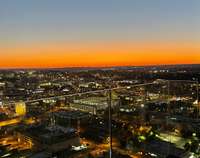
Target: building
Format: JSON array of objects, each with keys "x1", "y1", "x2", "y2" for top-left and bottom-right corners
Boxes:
[{"x1": 15, "y1": 101, "x2": 26, "y2": 116}]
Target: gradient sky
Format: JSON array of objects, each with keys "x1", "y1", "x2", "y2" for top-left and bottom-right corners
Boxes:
[{"x1": 0, "y1": 0, "x2": 200, "y2": 68}]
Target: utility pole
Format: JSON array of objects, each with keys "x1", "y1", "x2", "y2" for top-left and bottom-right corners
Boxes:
[
  {"x1": 108, "y1": 89, "x2": 112, "y2": 158},
  {"x1": 167, "y1": 80, "x2": 171, "y2": 113},
  {"x1": 167, "y1": 80, "x2": 171, "y2": 156},
  {"x1": 196, "y1": 80, "x2": 199, "y2": 118}
]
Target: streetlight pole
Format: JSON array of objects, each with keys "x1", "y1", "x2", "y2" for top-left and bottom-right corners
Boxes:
[
  {"x1": 167, "y1": 80, "x2": 170, "y2": 113},
  {"x1": 196, "y1": 80, "x2": 199, "y2": 118},
  {"x1": 108, "y1": 89, "x2": 112, "y2": 158}
]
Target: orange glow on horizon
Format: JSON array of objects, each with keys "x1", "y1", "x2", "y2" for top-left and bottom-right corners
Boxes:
[{"x1": 0, "y1": 41, "x2": 199, "y2": 68}]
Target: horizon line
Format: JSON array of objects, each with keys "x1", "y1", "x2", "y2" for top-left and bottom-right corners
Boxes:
[{"x1": 0, "y1": 63, "x2": 199, "y2": 70}]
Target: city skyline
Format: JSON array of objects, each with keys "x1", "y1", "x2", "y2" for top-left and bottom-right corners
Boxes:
[{"x1": 0, "y1": 1, "x2": 200, "y2": 157}]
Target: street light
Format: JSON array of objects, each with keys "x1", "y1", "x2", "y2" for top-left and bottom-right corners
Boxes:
[{"x1": 108, "y1": 89, "x2": 112, "y2": 158}]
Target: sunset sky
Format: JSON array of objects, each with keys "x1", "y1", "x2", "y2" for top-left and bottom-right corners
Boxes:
[{"x1": 0, "y1": 0, "x2": 200, "y2": 68}]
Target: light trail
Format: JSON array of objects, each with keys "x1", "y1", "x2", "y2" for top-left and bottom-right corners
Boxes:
[
  {"x1": 0, "y1": 117, "x2": 36, "y2": 127},
  {"x1": 0, "y1": 118, "x2": 21, "y2": 127}
]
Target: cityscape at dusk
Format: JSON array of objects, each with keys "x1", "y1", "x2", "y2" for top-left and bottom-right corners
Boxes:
[{"x1": 0, "y1": 1, "x2": 200, "y2": 158}]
